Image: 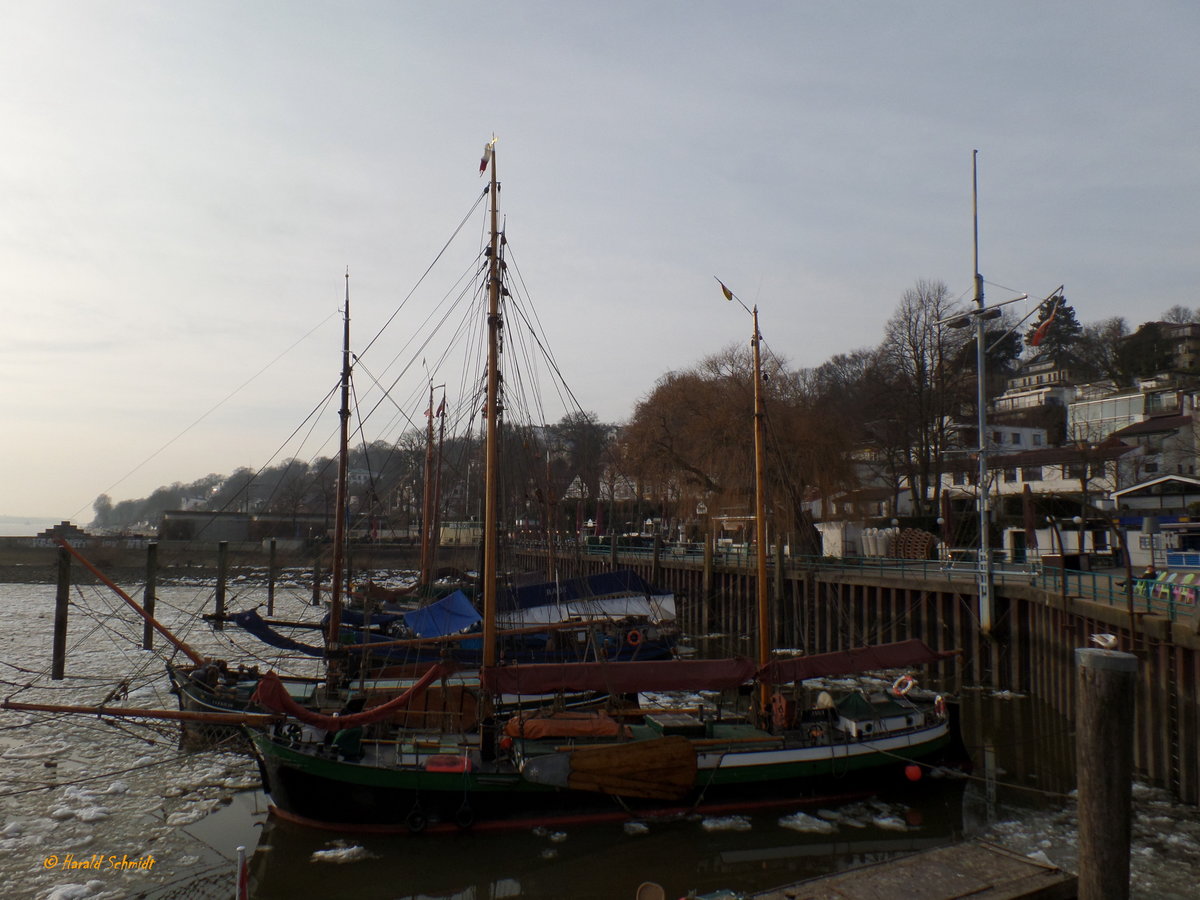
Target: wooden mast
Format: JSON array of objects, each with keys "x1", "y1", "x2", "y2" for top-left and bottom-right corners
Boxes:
[
  {"x1": 481, "y1": 140, "x2": 501, "y2": 668},
  {"x1": 325, "y1": 271, "x2": 353, "y2": 680},
  {"x1": 418, "y1": 382, "x2": 437, "y2": 588},
  {"x1": 751, "y1": 307, "x2": 771, "y2": 709}
]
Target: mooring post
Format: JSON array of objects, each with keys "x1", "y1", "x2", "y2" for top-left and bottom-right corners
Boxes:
[
  {"x1": 267, "y1": 538, "x2": 278, "y2": 617},
  {"x1": 214, "y1": 540, "x2": 228, "y2": 630},
  {"x1": 702, "y1": 530, "x2": 713, "y2": 637},
  {"x1": 51, "y1": 545, "x2": 70, "y2": 680},
  {"x1": 609, "y1": 533, "x2": 617, "y2": 570},
  {"x1": 312, "y1": 557, "x2": 322, "y2": 606},
  {"x1": 1075, "y1": 647, "x2": 1137, "y2": 900},
  {"x1": 143, "y1": 541, "x2": 158, "y2": 650},
  {"x1": 651, "y1": 533, "x2": 662, "y2": 585}
]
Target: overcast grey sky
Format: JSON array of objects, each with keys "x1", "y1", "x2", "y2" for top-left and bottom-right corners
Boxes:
[{"x1": 4, "y1": 2, "x2": 1198, "y2": 519}]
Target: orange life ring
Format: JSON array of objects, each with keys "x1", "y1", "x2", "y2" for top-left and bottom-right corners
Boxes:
[
  {"x1": 626, "y1": 629, "x2": 643, "y2": 647},
  {"x1": 892, "y1": 674, "x2": 916, "y2": 697}
]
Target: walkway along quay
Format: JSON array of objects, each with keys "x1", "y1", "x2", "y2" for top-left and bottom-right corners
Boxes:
[{"x1": 516, "y1": 540, "x2": 1200, "y2": 806}]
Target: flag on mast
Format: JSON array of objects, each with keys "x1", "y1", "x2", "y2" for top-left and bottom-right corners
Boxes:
[
  {"x1": 718, "y1": 279, "x2": 734, "y2": 302},
  {"x1": 479, "y1": 137, "x2": 496, "y2": 175},
  {"x1": 1030, "y1": 301, "x2": 1059, "y2": 347}
]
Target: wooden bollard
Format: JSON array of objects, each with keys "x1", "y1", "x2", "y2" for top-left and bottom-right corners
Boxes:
[
  {"x1": 214, "y1": 540, "x2": 228, "y2": 630},
  {"x1": 1075, "y1": 647, "x2": 1137, "y2": 900},
  {"x1": 51, "y1": 545, "x2": 70, "y2": 680},
  {"x1": 143, "y1": 541, "x2": 158, "y2": 650}
]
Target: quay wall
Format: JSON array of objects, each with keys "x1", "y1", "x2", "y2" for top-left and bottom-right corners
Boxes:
[{"x1": 517, "y1": 545, "x2": 1200, "y2": 806}]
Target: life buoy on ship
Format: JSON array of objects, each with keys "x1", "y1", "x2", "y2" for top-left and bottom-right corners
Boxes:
[
  {"x1": 626, "y1": 629, "x2": 643, "y2": 647},
  {"x1": 891, "y1": 674, "x2": 916, "y2": 697}
]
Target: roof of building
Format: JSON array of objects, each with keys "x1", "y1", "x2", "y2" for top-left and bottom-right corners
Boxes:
[{"x1": 1110, "y1": 414, "x2": 1192, "y2": 438}]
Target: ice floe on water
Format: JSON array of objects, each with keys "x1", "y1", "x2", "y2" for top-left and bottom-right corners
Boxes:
[
  {"x1": 37, "y1": 881, "x2": 120, "y2": 900},
  {"x1": 624, "y1": 821, "x2": 650, "y2": 836},
  {"x1": 311, "y1": 842, "x2": 373, "y2": 864},
  {"x1": 870, "y1": 815, "x2": 909, "y2": 832},
  {"x1": 981, "y1": 782, "x2": 1200, "y2": 900},
  {"x1": 701, "y1": 815, "x2": 752, "y2": 832},
  {"x1": 778, "y1": 811, "x2": 837, "y2": 834}
]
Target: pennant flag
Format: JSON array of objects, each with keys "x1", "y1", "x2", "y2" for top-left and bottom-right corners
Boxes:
[
  {"x1": 436, "y1": 396, "x2": 446, "y2": 417},
  {"x1": 479, "y1": 142, "x2": 493, "y2": 175},
  {"x1": 718, "y1": 280, "x2": 734, "y2": 302},
  {"x1": 1030, "y1": 302, "x2": 1058, "y2": 347}
]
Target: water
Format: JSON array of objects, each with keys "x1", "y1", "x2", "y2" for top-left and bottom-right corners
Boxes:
[{"x1": 0, "y1": 580, "x2": 1197, "y2": 899}]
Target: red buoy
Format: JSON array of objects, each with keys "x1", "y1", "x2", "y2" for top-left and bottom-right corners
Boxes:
[{"x1": 904, "y1": 764, "x2": 923, "y2": 782}]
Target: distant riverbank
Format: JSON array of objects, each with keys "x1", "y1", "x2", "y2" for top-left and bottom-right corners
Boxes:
[{"x1": 0, "y1": 515, "x2": 70, "y2": 537}]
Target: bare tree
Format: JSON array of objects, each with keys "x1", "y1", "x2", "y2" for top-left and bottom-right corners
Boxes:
[
  {"x1": 1163, "y1": 305, "x2": 1197, "y2": 324},
  {"x1": 875, "y1": 280, "x2": 972, "y2": 515}
]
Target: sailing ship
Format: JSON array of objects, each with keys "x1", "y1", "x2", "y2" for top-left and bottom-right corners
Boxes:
[{"x1": 247, "y1": 145, "x2": 960, "y2": 832}]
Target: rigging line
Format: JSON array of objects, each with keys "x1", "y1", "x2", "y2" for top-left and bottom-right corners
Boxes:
[
  {"x1": 80, "y1": 309, "x2": 339, "y2": 521},
  {"x1": 504, "y1": 248, "x2": 585, "y2": 417},
  {"x1": 355, "y1": 260, "x2": 483, "y2": 433},
  {"x1": 357, "y1": 187, "x2": 489, "y2": 360}
]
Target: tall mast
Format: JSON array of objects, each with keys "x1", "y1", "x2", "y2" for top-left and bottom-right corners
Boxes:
[
  {"x1": 751, "y1": 307, "x2": 771, "y2": 709},
  {"x1": 418, "y1": 382, "x2": 437, "y2": 588},
  {"x1": 325, "y1": 271, "x2": 352, "y2": 676},
  {"x1": 972, "y1": 151, "x2": 994, "y2": 633},
  {"x1": 482, "y1": 141, "x2": 501, "y2": 667}
]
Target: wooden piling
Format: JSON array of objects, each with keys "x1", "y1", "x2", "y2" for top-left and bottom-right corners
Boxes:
[
  {"x1": 1075, "y1": 647, "x2": 1137, "y2": 900},
  {"x1": 267, "y1": 538, "x2": 278, "y2": 617},
  {"x1": 51, "y1": 545, "x2": 70, "y2": 680},
  {"x1": 312, "y1": 557, "x2": 322, "y2": 605},
  {"x1": 701, "y1": 530, "x2": 712, "y2": 637},
  {"x1": 142, "y1": 541, "x2": 158, "y2": 650},
  {"x1": 214, "y1": 540, "x2": 228, "y2": 630}
]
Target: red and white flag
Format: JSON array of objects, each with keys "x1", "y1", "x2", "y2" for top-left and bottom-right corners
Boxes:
[
  {"x1": 1030, "y1": 302, "x2": 1058, "y2": 347},
  {"x1": 479, "y1": 141, "x2": 493, "y2": 175}
]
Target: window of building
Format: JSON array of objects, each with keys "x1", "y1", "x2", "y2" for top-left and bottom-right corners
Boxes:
[
  {"x1": 992, "y1": 431, "x2": 1003, "y2": 444},
  {"x1": 1067, "y1": 462, "x2": 1087, "y2": 480},
  {"x1": 1004, "y1": 468, "x2": 1017, "y2": 482},
  {"x1": 1021, "y1": 466, "x2": 1043, "y2": 481},
  {"x1": 953, "y1": 471, "x2": 967, "y2": 486},
  {"x1": 1145, "y1": 461, "x2": 1159, "y2": 473},
  {"x1": 1033, "y1": 434, "x2": 1043, "y2": 446},
  {"x1": 1011, "y1": 433, "x2": 1022, "y2": 445}
]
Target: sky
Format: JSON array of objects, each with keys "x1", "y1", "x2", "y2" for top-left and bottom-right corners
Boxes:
[{"x1": 3, "y1": 1, "x2": 1199, "y2": 521}]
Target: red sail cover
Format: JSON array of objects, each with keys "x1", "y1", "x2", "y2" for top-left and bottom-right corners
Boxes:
[
  {"x1": 758, "y1": 639, "x2": 958, "y2": 685},
  {"x1": 250, "y1": 665, "x2": 448, "y2": 731},
  {"x1": 481, "y1": 658, "x2": 759, "y2": 696}
]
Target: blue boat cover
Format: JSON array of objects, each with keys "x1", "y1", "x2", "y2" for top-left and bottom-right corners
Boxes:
[
  {"x1": 336, "y1": 608, "x2": 407, "y2": 629},
  {"x1": 501, "y1": 570, "x2": 662, "y2": 612},
  {"x1": 232, "y1": 609, "x2": 325, "y2": 656},
  {"x1": 403, "y1": 589, "x2": 482, "y2": 638}
]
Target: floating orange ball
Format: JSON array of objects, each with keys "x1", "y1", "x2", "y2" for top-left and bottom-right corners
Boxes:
[{"x1": 904, "y1": 764, "x2": 923, "y2": 782}]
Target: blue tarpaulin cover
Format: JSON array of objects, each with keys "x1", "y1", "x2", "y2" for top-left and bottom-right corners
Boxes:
[{"x1": 403, "y1": 589, "x2": 482, "y2": 638}]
